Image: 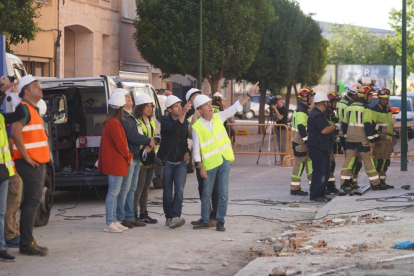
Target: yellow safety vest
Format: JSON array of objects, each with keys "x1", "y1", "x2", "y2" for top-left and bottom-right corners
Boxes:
[
  {"x1": 192, "y1": 113, "x2": 234, "y2": 170},
  {"x1": 138, "y1": 118, "x2": 157, "y2": 165},
  {"x1": 0, "y1": 114, "x2": 15, "y2": 178}
]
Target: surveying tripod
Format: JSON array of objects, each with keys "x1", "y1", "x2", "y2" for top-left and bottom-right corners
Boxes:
[{"x1": 256, "y1": 108, "x2": 279, "y2": 165}]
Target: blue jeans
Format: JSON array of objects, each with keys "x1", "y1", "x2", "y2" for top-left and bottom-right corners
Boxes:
[
  {"x1": 0, "y1": 179, "x2": 9, "y2": 251},
  {"x1": 162, "y1": 161, "x2": 187, "y2": 219},
  {"x1": 201, "y1": 157, "x2": 231, "y2": 224},
  {"x1": 117, "y1": 160, "x2": 140, "y2": 221},
  {"x1": 105, "y1": 175, "x2": 123, "y2": 225}
]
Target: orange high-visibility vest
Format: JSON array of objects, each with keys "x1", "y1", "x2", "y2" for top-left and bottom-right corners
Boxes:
[{"x1": 12, "y1": 101, "x2": 50, "y2": 164}]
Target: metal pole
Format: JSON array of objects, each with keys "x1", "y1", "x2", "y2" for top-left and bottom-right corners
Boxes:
[
  {"x1": 401, "y1": 0, "x2": 408, "y2": 171},
  {"x1": 0, "y1": 35, "x2": 5, "y2": 77},
  {"x1": 198, "y1": 0, "x2": 202, "y2": 90}
]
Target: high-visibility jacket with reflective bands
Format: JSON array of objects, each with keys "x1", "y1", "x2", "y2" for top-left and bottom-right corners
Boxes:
[
  {"x1": 345, "y1": 99, "x2": 379, "y2": 143},
  {"x1": 138, "y1": 118, "x2": 157, "y2": 165},
  {"x1": 291, "y1": 106, "x2": 309, "y2": 145},
  {"x1": 12, "y1": 101, "x2": 50, "y2": 163},
  {"x1": 0, "y1": 114, "x2": 15, "y2": 177},
  {"x1": 336, "y1": 95, "x2": 353, "y2": 137},
  {"x1": 192, "y1": 113, "x2": 234, "y2": 170},
  {"x1": 371, "y1": 103, "x2": 394, "y2": 140}
]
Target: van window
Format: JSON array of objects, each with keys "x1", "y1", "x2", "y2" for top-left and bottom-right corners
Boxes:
[{"x1": 12, "y1": 61, "x2": 26, "y2": 80}]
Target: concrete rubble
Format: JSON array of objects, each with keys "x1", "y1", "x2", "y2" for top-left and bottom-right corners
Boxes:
[{"x1": 250, "y1": 213, "x2": 400, "y2": 258}]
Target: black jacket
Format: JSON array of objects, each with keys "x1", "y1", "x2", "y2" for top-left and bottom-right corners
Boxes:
[
  {"x1": 119, "y1": 110, "x2": 151, "y2": 160},
  {"x1": 307, "y1": 107, "x2": 332, "y2": 154},
  {"x1": 158, "y1": 114, "x2": 190, "y2": 162}
]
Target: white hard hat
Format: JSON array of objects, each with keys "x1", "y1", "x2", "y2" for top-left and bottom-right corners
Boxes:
[
  {"x1": 37, "y1": 99, "x2": 47, "y2": 116},
  {"x1": 112, "y1": 88, "x2": 129, "y2": 96},
  {"x1": 135, "y1": 93, "x2": 154, "y2": 106},
  {"x1": 186, "y1": 88, "x2": 202, "y2": 102},
  {"x1": 313, "y1": 92, "x2": 329, "y2": 103},
  {"x1": 165, "y1": 95, "x2": 182, "y2": 108},
  {"x1": 17, "y1": 76, "x2": 38, "y2": 95},
  {"x1": 213, "y1": 92, "x2": 223, "y2": 98},
  {"x1": 108, "y1": 92, "x2": 126, "y2": 108},
  {"x1": 194, "y1": 94, "x2": 212, "y2": 110}
]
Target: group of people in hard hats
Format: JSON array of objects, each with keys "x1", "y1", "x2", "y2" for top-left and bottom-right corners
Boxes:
[
  {"x1": 99, "y1": 82, "x2": 260, "y2": 233},
  {"x1": 290, "y1": 85, "x2": 395, "y2": 202}
]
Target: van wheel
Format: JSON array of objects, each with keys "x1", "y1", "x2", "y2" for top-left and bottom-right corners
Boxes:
[
  {"x1": 245, "y1": 110, "x2": 254, "y2": 120},
  {"x1": 34, "y1": 166, "x2": 54, "y2": 227},
  {"x1": 152, "y1": 177, "x2": 163, "y2": 189}
]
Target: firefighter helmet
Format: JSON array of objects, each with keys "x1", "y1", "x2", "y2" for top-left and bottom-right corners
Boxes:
[
  {"x1": 377, "y1": 87, "x2": 391, "y2": 98},
  {"x1": 357, "y1": 85, "x2": 375, "y2": 98},
  {"x1": 298, "y1": 86, "x2": 315, "y2": 101},
  {"x1": 347, "y1": 84, "x2": 361, "y2": 95},
  {"x1": 327, "y1": 92, "x2": 340, "y2": 102}
]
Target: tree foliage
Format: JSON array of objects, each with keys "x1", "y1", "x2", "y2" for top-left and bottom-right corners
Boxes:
[
  {"x1": 389, "y1": 1, "x2": 414, "y2": 73},
  {"x1": 241, "y1": 0, "x2": 328, "y2": 123},
  {"x1": 134, "y1": 0, "x2": 274, "y2": 93},
  {"x1": 0, "y1": 0, "x2": 42, "y2": 52},
  {"x1": 327, "y1": 24, "x2": 398, "y2": 66}
]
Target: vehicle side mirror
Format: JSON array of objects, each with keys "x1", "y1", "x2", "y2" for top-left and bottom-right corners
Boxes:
[
  {"x1": 391, "y1": 107, "x2": 400, "y2": 114},
  {"x1": 52, "y1": 95, "x2": 68, "y2": 124}
]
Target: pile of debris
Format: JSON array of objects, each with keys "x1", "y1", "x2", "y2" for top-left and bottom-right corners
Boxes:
[{"x1": 251, "y1": 213, "x2": 399, "y2": 257}]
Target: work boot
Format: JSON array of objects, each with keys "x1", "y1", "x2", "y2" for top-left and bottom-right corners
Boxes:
[
  {"x1": 327, "y1": 182, "x2": 339, "y2": 194},
  {"x1": 128, "y1": 219, "x2": 146, "y2": 227},
  {"x1": 325, "y1": 189, "x2": 332, "y2": 195},
  {"x1": 121, "y1": 220, "x2": 135, "y2": 229},
  {"x1": 169, "y1": 217, "x2": 185, "y2": 229},
  {"x1": 338, "y1": 184, "x2": 352, "y2": 196},
  {"x1": 382, "y1": 180, "x2": 394, "y2": 189},
  {"x1": 20, "y1": 241, "x2": 48, "y2": 256},
  {"x1": 193, "y1": 221, "x2": 210, "y2": 230},
  {"x1": 310, "y1": 196, "x2": 331, "y2": 203},
  {"x1": 371, "y1": 183, "x2": 388, "y2": 190},
  {"x1": 191, "y1": 219, "x2": 202, "y2": 226},
  {"x1": 290, "y1": 189, "x2": 308, "y2": 196},
  {"x1": 5, "y1": 236, "x2": 20, "y2": 248},
  {"x1": 209, "y1": 218, "x2": 217, "y2": 227},
  {"x1": 139, "y1": 211, "x2": 158, "y2": 224},
  {"x1": 0, "y1": 250, "x2": 15, "y2": 262},
  {"x1": 216, "y1": 222, "x2": 226, "y2": 232},
  {"x1": 350, "y1": 184, "x2": 360, "y2": 190},
  {"x1": 165, "y1": 218, "x2": 171, "y2": 227}
]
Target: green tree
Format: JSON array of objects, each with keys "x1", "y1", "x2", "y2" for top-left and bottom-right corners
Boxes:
[
  {"x1": 134, "y1": 0, "x2": 274, "y2": 93},
  {"x1": 389, "y1": 1, "x2": 414, "y2": 73},
  {"x1": 0, "y1": 0, "x2": 42, "y2": 52},
  {"x1": 240, "y1": 0, "x2": 306, "y2": 123},
  {"x1": 327, "y1": 24, "x2": 383, "y2": 65}
]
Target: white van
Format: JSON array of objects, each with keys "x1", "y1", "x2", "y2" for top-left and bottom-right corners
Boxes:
[{"x1": 4, "y1": 53, "x2": 27, "y2": 80}]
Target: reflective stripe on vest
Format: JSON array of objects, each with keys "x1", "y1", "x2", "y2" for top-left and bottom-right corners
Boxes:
[
  {"x1": 192, "y1": 113, "x2": 234, "y2": 171},
  {"x1": 137, "y1": 118, "x2": 157, "y2": 165},
  {"x1": 0, "y1": 114, "x2": 15, "y2": 177},
  {"x1": 12, "y1": 101, "x2": 50, "y2": 163}
]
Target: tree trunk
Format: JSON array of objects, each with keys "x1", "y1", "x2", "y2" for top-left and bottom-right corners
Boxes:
[{"x1": 207, "y1": 70, "x2": 224, "y2": 97}]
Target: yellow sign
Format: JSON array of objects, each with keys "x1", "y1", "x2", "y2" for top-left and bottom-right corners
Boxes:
[{"x1": 235, "y1": 129, "x2": 249, "y2": 136}]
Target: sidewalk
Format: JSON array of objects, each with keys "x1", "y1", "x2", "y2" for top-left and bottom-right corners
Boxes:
[{"x1": 236, "y1": 163, "x2": 414, "y2": 276}]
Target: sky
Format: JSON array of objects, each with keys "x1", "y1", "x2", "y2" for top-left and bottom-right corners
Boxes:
[{"x1": 296, "y1": 0, "x2": 402, "y2": 30}]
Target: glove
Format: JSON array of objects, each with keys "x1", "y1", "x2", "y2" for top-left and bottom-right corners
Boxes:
[
  {"x1": 335, "y1": 123, "x2": 341, "y2": 131},
  {"x1": 6, "y1": 90, "x2": 21, "y2": 108}
]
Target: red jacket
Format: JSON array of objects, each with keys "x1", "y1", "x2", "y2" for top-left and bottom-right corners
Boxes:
[{"x1": 98, "y1": 118, "x2": 133, "y2": 176}]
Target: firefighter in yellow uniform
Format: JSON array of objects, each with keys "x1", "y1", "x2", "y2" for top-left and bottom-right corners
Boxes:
[
  {"x1": 339, "y1": 85, "x2": 388, "y2": 194},
  {"x1": 290, "y1": 87, "x2": 315, "y2": 196},
  {"x1": 371, "y1": 87, "x2": 396, "y2": 189}
]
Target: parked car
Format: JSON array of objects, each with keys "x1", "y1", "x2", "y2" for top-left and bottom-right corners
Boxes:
[
  {"x1": 236, "y1": 94, "x2": 295, "y2": 125},
  {"x1": 388, "y1": 96, "x2": 414, "y2": 138}
]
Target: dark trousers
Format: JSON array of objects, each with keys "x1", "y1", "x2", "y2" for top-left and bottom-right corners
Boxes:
[
  {"x1": 308, "y1": 147, "x2": 330, "y2": 200},
  {"x1": 196, "y1": 166, "x2": 218, "y2": 219},
  {"x1": 15, "y1": 160, "x2": 45, "y2": 246}
]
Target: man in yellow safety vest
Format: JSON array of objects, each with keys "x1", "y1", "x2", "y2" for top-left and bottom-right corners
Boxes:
[{"x1": 192, "y1": 82, "x2": 259, "y2": 231}]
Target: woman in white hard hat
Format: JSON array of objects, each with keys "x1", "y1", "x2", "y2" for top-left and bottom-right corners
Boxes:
[
  {"x1": 98, "y1": 92, "x2": 134, "y2": 233},
  {"x1": 133, "y1": 93, "x2": 159, "y2": 224}
]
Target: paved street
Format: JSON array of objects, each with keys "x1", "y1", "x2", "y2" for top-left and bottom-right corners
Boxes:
[{"x1": 1, "y1": 154, "x2": 413, "y2": 276}]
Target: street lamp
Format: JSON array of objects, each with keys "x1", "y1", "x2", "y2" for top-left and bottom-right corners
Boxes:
[{"x1": 401, "y1": 0, "x2": 408, "y2": 171}]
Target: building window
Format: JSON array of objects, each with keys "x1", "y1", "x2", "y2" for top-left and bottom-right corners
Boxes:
[
  {"x1": 122, "y1": 0, "x2": 137, "y2": 22},
  {"x1": 23, "y1": 61, "x2": 50, "y2": 77}
]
